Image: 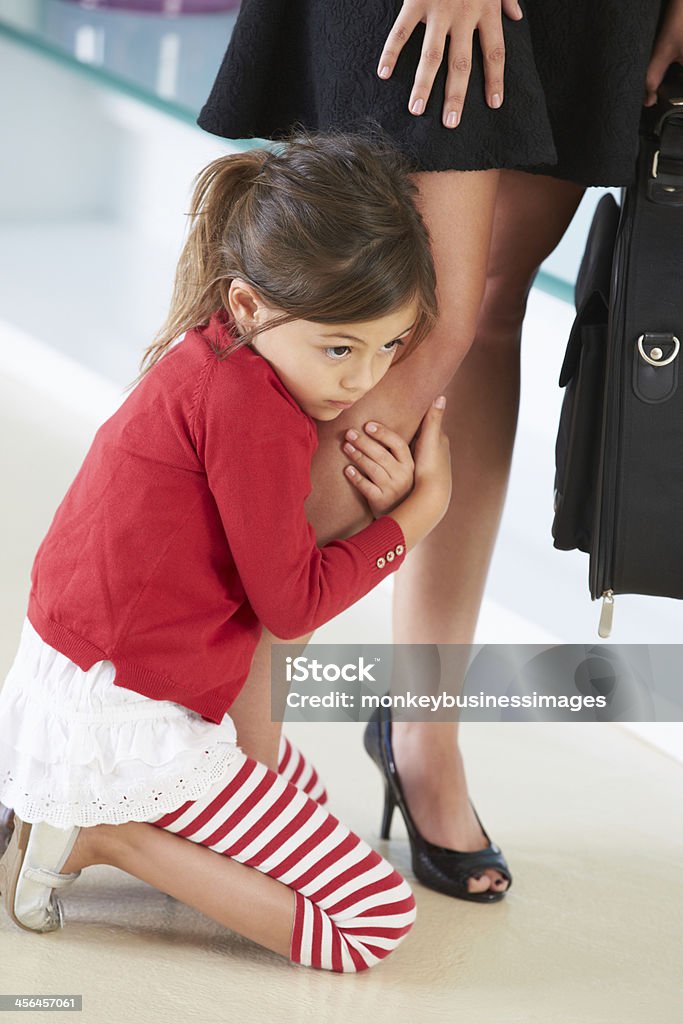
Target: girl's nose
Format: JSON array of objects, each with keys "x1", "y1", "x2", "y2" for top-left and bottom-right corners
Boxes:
[{"x1": 341, "y1": 361, "x2": 378, "y2": 395}]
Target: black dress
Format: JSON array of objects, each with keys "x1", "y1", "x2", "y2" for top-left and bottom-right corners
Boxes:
[{"x1": 198, "y1": 0, "x2": 666, "y2": 187}]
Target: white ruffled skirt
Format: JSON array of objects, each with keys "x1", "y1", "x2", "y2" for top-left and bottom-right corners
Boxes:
[{"x1": 0, "y1": 619, "x2": 242, "y2": 828}]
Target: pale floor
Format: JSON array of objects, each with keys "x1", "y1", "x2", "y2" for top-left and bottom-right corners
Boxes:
[{"x1": 1, "y1": 297, "x2": 681, "y2": 1023}]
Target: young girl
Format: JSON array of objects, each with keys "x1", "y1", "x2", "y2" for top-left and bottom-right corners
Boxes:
[{"x1": 0, "y1": 129, "x2": 451, "y2": 973}]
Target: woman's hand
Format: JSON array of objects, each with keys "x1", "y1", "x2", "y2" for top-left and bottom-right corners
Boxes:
[
  {"x1": 343, "y1": 421, "x2": 416, "y2": 517},
  {"x1": 376, "y1": 0, "x2": 523, "y2": 129},
  {"x1": 644, "y1": 0, "x2": 683, "y2": 107}
]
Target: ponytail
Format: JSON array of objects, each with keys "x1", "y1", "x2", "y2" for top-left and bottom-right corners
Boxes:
[{"x1": 138, "y1": 149, "x2": 269, "y2": 378}]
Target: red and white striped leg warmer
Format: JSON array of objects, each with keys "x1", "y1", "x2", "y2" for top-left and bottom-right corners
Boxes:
[
  {"x1": 277, "y1": 735, "x2": 328, "y2": 806},
  {"x1": 151, "y1": 751, "x2": 416, "y2": 972}
]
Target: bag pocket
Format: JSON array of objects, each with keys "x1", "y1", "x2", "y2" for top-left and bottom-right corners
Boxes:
[
  {"x1": 552, "y1": 314, "x2": 607, "y2": 553},
  {"x1": 552, "y1": 193, "x2": 619, "y2": 555}
]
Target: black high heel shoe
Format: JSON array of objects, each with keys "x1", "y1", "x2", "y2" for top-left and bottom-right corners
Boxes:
[{"x1": 363, "y1": 706, "x2": 512, "y2": 903}]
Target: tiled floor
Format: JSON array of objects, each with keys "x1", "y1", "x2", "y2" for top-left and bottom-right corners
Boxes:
[{"x1": 1, "y1": 296, "x2": 681, "y2": 1023}]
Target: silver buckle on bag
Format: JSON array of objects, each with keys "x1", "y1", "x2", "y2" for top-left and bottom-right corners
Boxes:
[
  {"x1": 637, "y1": 334, "x2": 680, "y2": 367},
  {"x1": 650, "y1": 148, "x2": 683, "y2": 197},
  {"x1": 651, "y1": 150, "x2": 660, "y2": 178}
]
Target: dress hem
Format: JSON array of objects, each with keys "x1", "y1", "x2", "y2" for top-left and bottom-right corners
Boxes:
[{"x1": 0, "y1": 746, "x2": 243, "y2": 829}]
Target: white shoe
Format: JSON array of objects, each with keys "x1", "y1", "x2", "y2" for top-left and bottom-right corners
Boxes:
[
  {"x1": 0, "y1": 803, "x2": 14, "y2": 855},
  {"x1": 0, "y1": 816, "x2": 81, "y2": 932}
]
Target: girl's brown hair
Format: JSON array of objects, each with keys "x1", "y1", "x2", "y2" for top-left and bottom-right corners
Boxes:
[{"x1": 138, "y1": 124, "x2": 438, "y2": 378}]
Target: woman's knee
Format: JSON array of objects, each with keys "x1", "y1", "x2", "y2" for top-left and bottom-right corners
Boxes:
[{"x1": 475, "y1": 270, "x2": 535, "y2": 345}]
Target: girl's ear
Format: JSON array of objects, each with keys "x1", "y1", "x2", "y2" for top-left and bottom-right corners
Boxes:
[{"x1": 227, "y1": 278, "x2": 264, "y2": 329}]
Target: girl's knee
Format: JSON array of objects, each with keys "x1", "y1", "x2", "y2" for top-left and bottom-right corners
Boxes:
[{"x1": 339, "y1": 870, "x2": 417, "y2": 974}]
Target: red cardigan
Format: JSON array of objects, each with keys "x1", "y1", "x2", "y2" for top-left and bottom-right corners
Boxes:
[{"x1": 28, "y1": 313, "x2": 406, "y2": 723}]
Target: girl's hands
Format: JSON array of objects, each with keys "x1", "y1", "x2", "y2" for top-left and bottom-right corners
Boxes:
[
  {"x1": 410, "y1": 395, "x2": 452, "y2": 521},
  {"x1": 343, "y1": 422, "x2": 416, "y2": 518},
  {"x1": 342, "y1": 396, "x2": 452, "y2": 533},
  {"x1": 376, "y1": 0, "x2": 523, "y2": 129},
  {"x1": 644, "y1": 0, "x2": 683, "y2": 107},
  {"x1": 373, "y1": 397, "x2": 452, "y2": 552}
]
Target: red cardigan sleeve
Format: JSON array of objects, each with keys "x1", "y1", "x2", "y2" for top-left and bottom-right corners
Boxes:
[{"x1": 194, "y1": 360, "x2": 407, "y2": 639}]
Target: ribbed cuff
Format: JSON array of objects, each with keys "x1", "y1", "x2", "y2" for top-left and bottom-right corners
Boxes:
[{"x1": 345, "y1": 516, "x2": 406, "y2": 575}]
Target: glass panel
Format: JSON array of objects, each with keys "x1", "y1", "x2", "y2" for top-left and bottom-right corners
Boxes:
[
  {"x1": 0, "y1": 0, "x2": 247, "y2": 128},
  {"x1": 537, "y1": 187, "x2": 620, "y2": 303},
  {"x1": 0, "y1": 0, "x2": 612, "y2": 294}
]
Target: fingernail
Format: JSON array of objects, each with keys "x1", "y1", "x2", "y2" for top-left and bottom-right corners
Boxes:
[
  {"x1": 515, "y1": 1, "x2": 523, "y2": 16},
  {"x1": 446, "y1": 111, "x2": 459, "y2": 129},
  {"x1": 434, "y1": 395, "x2": 446, "y2": 409},
  {"x1": 346, "y1": 429, "x2": 358, "y2": 441},
  {"x1": 491, "y1": 93, "x2": 502, "y2": 109},
  {"x1": 410, "y1": 98, "x2": 425, "y2": 115},
  {"x1": 379, "y1": 65, "x2": 391, "y2": 79},
  {"x1": 343, "y1": 443, "x2": 356, "y2": 454},
  {"x1": 346, "y1": 466, "x2": 356, "y2": 477},
  {"x1": 366, "y1": 422, "x2": 378, "y2": 433}
]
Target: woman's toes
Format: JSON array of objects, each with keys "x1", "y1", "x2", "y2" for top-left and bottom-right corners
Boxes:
[
  {"x1": 487, "y1": 870, "x2": 509, "y2": 891},
  {"x1": 466, "y1": 872, "x2": 492, "y2": 894}
]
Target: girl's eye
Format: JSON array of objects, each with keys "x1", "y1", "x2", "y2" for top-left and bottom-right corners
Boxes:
[
  {"x1": 381, "y1": 339, "x2": 404, "y2": 354},
  {"x1": 324, "y1": 346, "x2": 351, "y2": 360}
]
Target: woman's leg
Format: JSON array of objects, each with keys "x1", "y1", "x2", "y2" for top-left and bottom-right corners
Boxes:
[
  {"x1": 62, "y1": 750, "x2": 415, "y2": 973},
  {"x1": 229, "y1": 169, "x2": 584, "y2": 895},
  {"x1": 389, "y1": 169, "x2": 586, "y2": 894}
]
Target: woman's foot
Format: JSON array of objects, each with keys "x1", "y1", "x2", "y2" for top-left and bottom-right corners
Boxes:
[{"x1": 390, "y1": 722, "x2": 509, "y2": 897}]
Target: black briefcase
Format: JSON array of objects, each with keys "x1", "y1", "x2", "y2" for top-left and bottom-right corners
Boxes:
[{"x1": 552, "y1": 67, "x2": 683, "y2": 637}]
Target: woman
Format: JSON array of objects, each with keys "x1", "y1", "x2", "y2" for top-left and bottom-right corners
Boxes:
[{"x1": 192, "y1": 0, "x2": 681, "y2": 901}]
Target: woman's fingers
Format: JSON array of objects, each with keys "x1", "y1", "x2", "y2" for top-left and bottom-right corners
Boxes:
[
  {"x1": 442, "y1": 23, "x2": 474, "y2": 128},
  {"x1": 644, "y1": 41, "x2": 681, "y2": 107},
  {"x1": 643, "y1": 0, "x2": 683, "y2": 106},
  {"x1": 501, "y1": 0, "x2": 523, "y2": 22},
  {"x1": 409, "y1": 17, "x2": 451, "y2": 115},
  {"x1": 376, "y1": 4, "x2": 421, "y2": 82},
  {"x1": 378, "y1": 1, "x2": 519, "y2": 128},
  {"x1": 478, "y1": 6, "x2": 506, "y2": 110}
]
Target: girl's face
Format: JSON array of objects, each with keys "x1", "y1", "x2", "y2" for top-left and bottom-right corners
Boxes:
[{"x1": 229, "y1": 281, "x2": 419, "y2": 421}]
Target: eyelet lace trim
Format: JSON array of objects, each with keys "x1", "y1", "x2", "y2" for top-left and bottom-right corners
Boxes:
[{"x1": 0, "y1": 745, "x2": 241, "y2": 829}]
